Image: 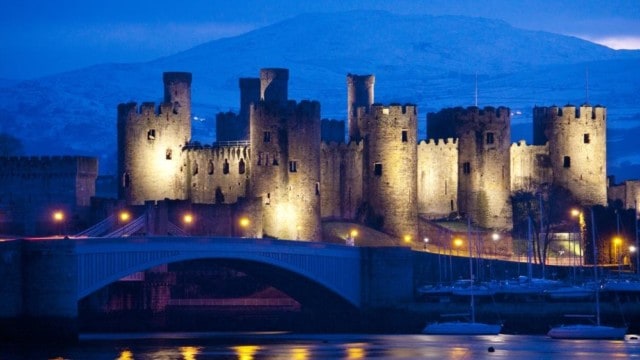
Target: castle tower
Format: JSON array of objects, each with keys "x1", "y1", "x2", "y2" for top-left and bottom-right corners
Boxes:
[
  {"x1": 347, "y1": 74, "x2": 375, "y2": 140},
  {"x1": 260, "y1": 68, "x2": 289, "y2": 103},
  {"x1": 118, "y1": 72, "x2": 192, "y2": 204},
  {"x1": 534, "y1": 105, "x2": 607, "y2": 205},
  {"x1": 238, "y1": 77, "x2": 261, "y2": 139},
  {"x1": 364, "y1": 104, "x2": 418, "y2": 241},
  {"x1": 250, "y1": 68, "x2": 322, "y2": 241},
  {"x1": 455, "y1": 106, "x2": 512, "y2": 229}
]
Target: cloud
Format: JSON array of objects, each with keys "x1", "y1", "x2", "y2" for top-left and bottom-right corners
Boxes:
[{"x1": 575, "y1": 35, "x2": 640, "y2": 50}]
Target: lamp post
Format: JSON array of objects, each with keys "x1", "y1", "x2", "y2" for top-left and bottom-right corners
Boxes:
[
  {"x1": 183, "y1": 213, "x2": 194, "y2": 235},
  {"x1": 52, "y1": 210, "x2": 65, "y2": 236},
  {"x1": 239, "y1": 216, "x2": 250, "y2": 238},
  {"x1": 423, "y1": 237, "x2": 429, "y2": 251},
  {"x1": 453, "y1": 238, "x2": 463, "y2": 256},
  {"x1": 630, "y1": 245, "x2": 638, "y2": 274},
  {"x1": 348, "y1": 229, "x2": 358, "y2": 246},
  {"x1": 492, "y1": 232, "x2": 500, "y2": 257},
  {"x1": 118, "y1": 210, "x2": 130, "y2": 237}
]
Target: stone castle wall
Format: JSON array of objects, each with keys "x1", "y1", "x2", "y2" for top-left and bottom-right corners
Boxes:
[
  {"x1": 183, "y1": 145, "x2": 250, "y2": 204},
  {"x1": 534, "y1": 105, "x2": 607, "y2": 206},
  {"x1": 320, "y1": 141, "x2": 364, "y2": 220},
  {"x1": 417, "y1": 138, "x2": 458, "y2": 218},
  {"x1": 510, "y1": 140, "x2": 552, "y2": 193},
  {"x1": 365, "y1": 104, "x2": 418, "y2": 241}
]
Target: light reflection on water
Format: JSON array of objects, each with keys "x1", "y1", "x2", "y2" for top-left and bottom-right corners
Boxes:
[{"x1": 4, "y1": 332, "x2": 640, "y2": 360}]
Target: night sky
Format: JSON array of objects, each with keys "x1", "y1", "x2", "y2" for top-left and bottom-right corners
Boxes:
[{"x1": 1, "y1": 0, "x2": 639, "y2": 80}]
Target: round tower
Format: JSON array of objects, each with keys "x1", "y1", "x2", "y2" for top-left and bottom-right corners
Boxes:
[
  {"x1": 118, "y1": 73, "x2": 192, "y2": 205},
  {"x1": 347, "y1": 74, "x2": 375, "y2": 140},
  {"x1": 456, "y1": 106, "x2": 512, "y2": 230},
  {"x1": 260, "y1": 68, "x2": 289, "y2": 103},
  {"x1": 249, "y1": 98, "x2": 322, "y2": 241},
  {"x1": 541, "y1": 104, "x2": 607, "y2": 205},
  {"x1": 365, "y1": 104, "x2": 418, "y2": 241},
  {"x1": 238, "y1": 77, "x2": 261, "y2": 139}
]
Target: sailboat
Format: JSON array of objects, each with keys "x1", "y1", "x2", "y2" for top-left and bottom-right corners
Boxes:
[
  {"x1": 422, "y1": 218, "x2": 502, "y2": 335},
  {"x1": 547, "y1": 208, "x2": 627, "y2": 340}
]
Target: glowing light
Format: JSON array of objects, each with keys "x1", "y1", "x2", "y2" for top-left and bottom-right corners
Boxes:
[
  {"x1": 345, "y1": 344, "x2": 366, "y2": 359},
  {"x1": 630, "y1": 245, "x2": 637, "y2": 253},
  {"x1": 613, "y1": 237, "x2": 623, "y2": 246},
  {"x1": 492, "y1": 232, "x2": 500, "y2": 241},
  {"x1": 453, "y1": 238, "x2": 463, "y2": 248},
  {"x1": 290, "y1": 347, "x2": 310, "y2": 360},
  {"x1": 183, "y1": 213, "x2": 194, "y2": 225},
  {"x1": 239, "y1": 217, "x2": 250, "y2": 228},
  {"x1": 571, "y1": 208, "x2": 581, "y2": 217},
  {"x1": 232, "y1": 345, "x2": 260, "y2": 360},
  {"x1": 119, "y1": 211, "x2": 130, "y2": 222},
  {"x1": 403, "y1": 234, "x2": 412, "y2": 243},
  {"x1": 116, "y1": 349, "x2": 133, "y2": 360},
  {"x1": 423, "y1": 237, "x2": 429, "y2": 243},
  {"x1": 180, "y1": 346, "x2": 201, "y2": 360},
  {"x1": 350, "y1": 229, "x2": 358, "y2": 238},
  {"x1": 52, "y1": 211, "x2": 64, "y2": 222}
]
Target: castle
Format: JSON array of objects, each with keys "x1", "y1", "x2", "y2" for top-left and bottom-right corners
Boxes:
[{"x1": 115, "y1": 68, "x2": 608, "y2": 242}]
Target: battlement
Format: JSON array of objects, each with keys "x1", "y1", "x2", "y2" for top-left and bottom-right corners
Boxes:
[
  {"x1": 535, "y1": 104, "x2": 606, "y2": 122},
  {"x1": 0, "y1": 156, "x2": 98, "y2": 174},
  {"x1": 117, "y1": 101, "x2": 174, "y2": 117},
  {"x1": 252, "y1": 99, "x2": 320, "y2": 118},
  {"x1": 184, "y1": 144, "x2": 250, "y2": 160},
  {"x1": 321, "y1": 139, "x2": 364, "y2": 151},
  {"x1": 347, "y1": 73, "x2": 375, "y2": 86},
  {"x1": 163, "y1": 72, "x2": 192, "y2": 86},
  {"x1": 458, "y1": 105, "x2": 510, "y2": 123},
  {"x1": 510, "y1": 139, "x2": 549, "y2": 150},
  {"x1": 370, "y1": 103, "x2": 417, "y2": 116}
]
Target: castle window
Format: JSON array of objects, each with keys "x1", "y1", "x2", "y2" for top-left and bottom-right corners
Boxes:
[
  {"x1": 192, "y1": 161, "x2": 198, "y2": 175},
  {"x1": 315, "y1": 182, "x2": 320, "y2": 196},
  {"x1": 257, "y1": 152, "x2": 263, "y2": 166},
  {"x1": 289, "y1": 160, "x2": 298, "y2": 173},
  {"x1": 272, "y1": 154, "x2": 279, "y2": 166},
  {"x1": 266, "y1": 192, "x2": 271, "y2": 205},
  {"x1": 166, "y1": 148, "x2": 172, "y2": 160},
  {"x1": 463, "y1": 162, "x2": 471, "y2": 174},
  {"x1": 401, "y1": 130, "x2": 408, "y2": 142},
  {"x1": 208, "y1": 160, "x2": 214, "y2": 175},
  {"x1": 223, "y1": 159, "x2": 229, "y2": 174},
  {"x1": 239, "y1": 159, "x2": 246, "y2": 174},
  {"x1": 486, "y1": 132, "x2": 495, "y2": 144},
  {"x1": 263, "y1": 131, "x2": 271, "y2": 143},
  {"x1": 584, "y1": 133, "x2": 590, "y2": 144},
  {"x1": 374, "y1": 163, "x2": 382, "y2": 176},
  {"x1": 122, "y1": 172, "x2": 130, "y2": 188},
  {"x1": 563, "y1": 156, "x2": 571, "y2": 168},
  {"x1": 147, "y1": 129, "x2": 156, "y2": 140}
]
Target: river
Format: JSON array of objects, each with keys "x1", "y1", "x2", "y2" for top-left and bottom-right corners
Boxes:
[{"x1": 3, "y1": 332, "x2": 640, "y2": 359}]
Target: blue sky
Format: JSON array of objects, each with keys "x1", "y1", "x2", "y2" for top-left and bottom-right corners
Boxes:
[{"x1": 1, "y1": 0, "x2": 639, "y2": 79}]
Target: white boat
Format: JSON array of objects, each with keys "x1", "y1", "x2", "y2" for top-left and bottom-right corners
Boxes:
[
  {"x1": 548, "y1": 209, "x2": 627, "y2": 339},
  {"x1": 422, "y1": 218, "x2": 502, "y2": 335},
  {"x1": 547, "y1": 323, "x2": 627, "y2": 340}
]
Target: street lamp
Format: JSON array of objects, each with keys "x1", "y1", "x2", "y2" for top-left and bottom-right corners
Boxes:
[
  {"x1": 492, "y1": 232, "x2": 500, "y2": 257},
  {"x1": 403, "y1": 234, "x2": 412, "y2": 245},
  {"x1": 630, "y1": 245, "x2": 638, "y2": 273},
  {"x1": 453, "y1": 238, "x2": 463, "y2": 256},
  {"x1": 52, "y1": 210, "x2": 65, "y2": 236},
  {"x1": 183, "y1": 213, "x2": 194, "y2": 235},
  {"x1": 347, "y1": 229, "x2": 358, "y2": 246},
  {"x1": 118, "y1": 210, "x2": 130, "y2": 237},
  {"x1": 423, "y1": 237, "x2": 429, "y2": 251},
  {"x1": 239, "y1": 216, "x2": 250, "y2": 238},
  {"x1": 613, "y1": 236, "x2": 623, "y2": 274}
]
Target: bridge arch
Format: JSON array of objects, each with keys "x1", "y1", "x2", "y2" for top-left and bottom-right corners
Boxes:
[{"x1": 76, "y1": 237, "x2": 362, "y2": 308}]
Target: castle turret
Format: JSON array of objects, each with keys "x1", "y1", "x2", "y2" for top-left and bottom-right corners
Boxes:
[
  {"x1": 452, "y1": 106, "x2": 512, "y2": 229},
  {"x1": 118, "y1": 73, "x2": 192, "y2": 204},
  {"x1": 535, "y1": 104, "x2": 607, "y2": 205},
  {"x1": 364, "y1": 104, "x2": 418, "y2": 241},
  {"x1": 216, "y1": 78, "x2": 260, "y2": 142},
  {"x1": 260, "y1": 68, "x2": 289, "y2": 103},
  {"x1": 347, "y1": 74, "x2": 375, "y2": 141}
]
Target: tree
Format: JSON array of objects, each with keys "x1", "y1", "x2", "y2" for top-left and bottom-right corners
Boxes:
[
  {"x1": 511, "y1": 184, "x2": 579, "y2": 269},
  {"x1": 0, "y1": 133, "x2": 24, "y2": 156}
]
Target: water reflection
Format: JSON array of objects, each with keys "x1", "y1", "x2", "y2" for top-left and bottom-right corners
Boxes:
[{"x1": 232, "y1": 345, "x2": 261, "y2": 360}]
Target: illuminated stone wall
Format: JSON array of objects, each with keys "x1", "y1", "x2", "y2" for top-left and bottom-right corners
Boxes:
[
  {"x1": 417, "y1": 138, "x2": 458, "y2": 218},
  {"x1": 320, "y1": 140, "x2": 364, "y2": 220},
  {"x1": 183, "y1": 145, "x2": 250, "y2": 204},
  {"x1": 608, "y1": 180, "x2": 640, "y2": 210},
  {"x1": 365, "y1": 104, "x2": 418, "y2": 241},
  {"x1": 510, "y1": 140, "x2": 552, "y2": 193},
  {"x1": 118, "y1": 72, "x2": 192, "y2": 205},
  {"x1": 534, "y1": 105, "x2": 607, "y2": 205}
]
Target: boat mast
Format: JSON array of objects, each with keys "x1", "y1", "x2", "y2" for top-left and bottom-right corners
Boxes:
[
  {"x1": 468, "y1": 216, "x2": 475, "y2": 323},
  {"x1": 527, "y1": 216, "x2": 533, "y2": 281},
  {"x1": 590, "y1": 208, "x2": 601, "y2": 326}
]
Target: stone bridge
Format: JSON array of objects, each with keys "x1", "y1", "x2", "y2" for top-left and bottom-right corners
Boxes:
[{"x1": 0, "y1": 237, "x2": 414, "y2": 341}]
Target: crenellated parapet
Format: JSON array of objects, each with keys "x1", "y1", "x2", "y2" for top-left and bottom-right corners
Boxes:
[{"x1": 534, "y1": 104, "x2": 607, "y2": 205}]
